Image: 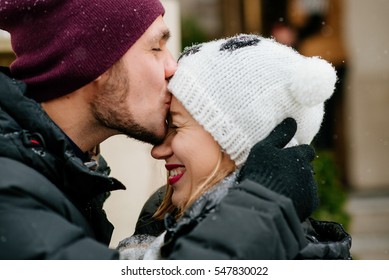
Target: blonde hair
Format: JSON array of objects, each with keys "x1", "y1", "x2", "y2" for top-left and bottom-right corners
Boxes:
[{"x1": 153, "y1": 151, "x2": 236, "y2": 220}]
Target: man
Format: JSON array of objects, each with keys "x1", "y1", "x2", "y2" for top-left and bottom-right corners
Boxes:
[{"x1": 0, "y1": 0, "x2": 348, "y2": 259}]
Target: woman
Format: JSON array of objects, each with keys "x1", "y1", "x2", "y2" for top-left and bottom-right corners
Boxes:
[{"x1": 118, "y1": 34, "x2": 351, "y2": 259}]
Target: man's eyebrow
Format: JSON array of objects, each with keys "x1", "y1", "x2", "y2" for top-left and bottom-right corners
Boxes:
[
  {"x1": 150, "y1": 29, "x2": 171, "y2": 45},
  {"x1": 161, "y1": 29, "x2": 171, "y2": 42}
]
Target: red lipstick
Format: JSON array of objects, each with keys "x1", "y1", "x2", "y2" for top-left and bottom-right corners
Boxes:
[
  {"x1": 168, "y1": 173, "x2": 184, "y2": 185},
  {"x1": 165, "y1": 164, "x2": 186, "y2": 185},
  {"x1": 165, "y1": 164, "x2": 185, "y2": 171}
]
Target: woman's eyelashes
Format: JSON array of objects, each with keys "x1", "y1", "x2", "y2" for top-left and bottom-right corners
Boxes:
[
  {"x1": 165, "y1": 120, "x2": 178, "y2": 137},
  {"x1": 169, "y1": 123, "x2": 178, "y2": 129}
]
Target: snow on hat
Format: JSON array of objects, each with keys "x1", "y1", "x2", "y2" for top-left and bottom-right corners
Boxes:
[
  {"x1": 0, "y1": 0, "x2": 164, "y2": 102},
  {"x1": 168, "y1": 34, "x2": 337, "y2": 167}
]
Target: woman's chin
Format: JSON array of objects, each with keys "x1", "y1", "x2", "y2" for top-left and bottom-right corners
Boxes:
[{"x1": 172, "y1": 193, "x2": 189, "y2": 209}]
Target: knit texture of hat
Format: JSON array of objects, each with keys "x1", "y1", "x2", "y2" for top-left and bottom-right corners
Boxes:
[
  {"x1": 168, "y1": 34, "x2": 337, "y2": 167},
  {"x1": 0, "y1": 0, "x2": 164, "y2": 102}
]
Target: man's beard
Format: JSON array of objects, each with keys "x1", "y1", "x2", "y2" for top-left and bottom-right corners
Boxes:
[{"x1": 90, "y1": 63, "x2": 165, "y2": 145}]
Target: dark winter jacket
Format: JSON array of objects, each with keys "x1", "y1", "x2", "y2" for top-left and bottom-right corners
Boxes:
[
  {"x1": 132, "y1": 173, "x2": 352, "y2": 260},
  {"x1": 0, "y1": 68, "x2": 125, "y2": 259}
]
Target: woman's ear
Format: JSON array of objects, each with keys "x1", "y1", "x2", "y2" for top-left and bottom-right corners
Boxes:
[{"x1": 221, "y1": 150, "x2": 236, "y2": 171}]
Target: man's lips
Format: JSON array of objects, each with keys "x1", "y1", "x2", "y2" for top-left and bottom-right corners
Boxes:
[
  {"x1": 165, "y1": 164, "x2": 186, "y2": 185},
  {"x1": 164, "y1": 93, "x2": 172, "y2": 106}
]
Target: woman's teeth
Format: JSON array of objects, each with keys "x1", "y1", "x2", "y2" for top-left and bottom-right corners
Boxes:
[
  {"x1": 168, "y1": 167, "x2": 186, "y2": 185},
  {"x1": 169, "y1": 167, "x2": 185, "y2": 177}
]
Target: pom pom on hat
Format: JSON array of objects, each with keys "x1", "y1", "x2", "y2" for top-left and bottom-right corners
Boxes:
[
  {"x1": 169, "y1": 34, "x2": 336, "y2": 167},
  {"x1": 289, "y1": 56, "x2": 337, "y2": 107}
]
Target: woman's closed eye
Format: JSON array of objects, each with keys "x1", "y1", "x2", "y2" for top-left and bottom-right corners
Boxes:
[
  {"x1": 169, "y1": 123, "x2": 178, "y2": 129},
  {"x1": 165, "y1": 122, "x2": 178, "y2": 138}
]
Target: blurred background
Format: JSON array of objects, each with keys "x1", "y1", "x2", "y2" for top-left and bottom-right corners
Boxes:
[{"x1": 1, "y1": 0, "x2": 388, "y2": 259}]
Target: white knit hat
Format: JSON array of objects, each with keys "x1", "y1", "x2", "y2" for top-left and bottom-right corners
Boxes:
[{"x1": 168, "y1": 34, "x2": 336, "y2": 167}]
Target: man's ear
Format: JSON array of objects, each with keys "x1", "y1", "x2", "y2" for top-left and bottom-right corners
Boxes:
[
  {"x1": 91, "y1": 70, "x2": 110, "y2": 90},
  {"x1": 94, "y1": 72, "x2": 107, "y2": 83},
  {"x1": 82, "y1": 71, "x2": 109, "y2": 99},
  {"x1": 94, "y1": 67, "x2": 112, "y2": 82}
]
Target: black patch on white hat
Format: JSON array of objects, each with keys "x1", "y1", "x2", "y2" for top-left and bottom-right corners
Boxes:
[
  {"x1": 220, "y1": 35, "x2": 261, "y2": 52},
  {"x1": 178, "y1": 44, "x2": 203, "y2": 61}
]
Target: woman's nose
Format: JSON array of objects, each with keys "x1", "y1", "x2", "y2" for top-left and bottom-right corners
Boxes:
[{"x1": 151, "y1": 133, "x2": 173, "y2": 160}]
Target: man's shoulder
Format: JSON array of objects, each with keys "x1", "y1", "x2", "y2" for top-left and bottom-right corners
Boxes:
[
  {"x1": 0, "y1": 157, "x2": 54, "y2": 189},
  {"x1": 0, "y1": 157, "x2": 76, "y2": 215}
]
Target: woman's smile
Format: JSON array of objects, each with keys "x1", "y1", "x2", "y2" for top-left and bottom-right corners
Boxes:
[{"x1": 165, "y1": 164, "x2": 186, "y2": 185}]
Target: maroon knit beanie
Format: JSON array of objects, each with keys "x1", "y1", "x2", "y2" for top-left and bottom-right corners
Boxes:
[{"x1": 0, "y1": 0, "x2": 165, "y2": 102}]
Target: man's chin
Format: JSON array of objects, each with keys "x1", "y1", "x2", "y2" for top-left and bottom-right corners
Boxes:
[
  {"x1": 126, "y1": 128, "x2": 165, "y2": 146},
  {"x1": 145, "y1": 125, "x2": 168, "y2": 145},
  {"x1": 144, "y1": 134, "x2": 165, "y2": 146}
]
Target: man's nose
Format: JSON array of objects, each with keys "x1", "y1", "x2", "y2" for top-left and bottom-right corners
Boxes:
[{"x1": 165, "y1": 51, "x2": 177, "y2": 79}]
